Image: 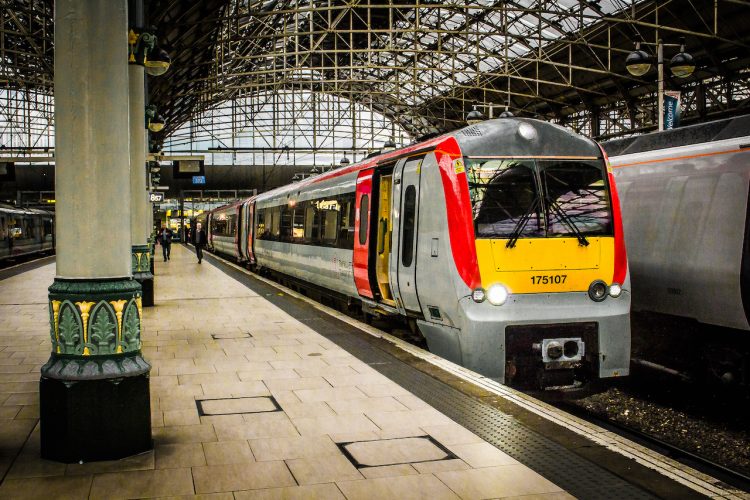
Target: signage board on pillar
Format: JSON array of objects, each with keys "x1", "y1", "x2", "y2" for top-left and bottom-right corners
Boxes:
[
  {"x1": 663, "y1": 91, "x2": 681, "y2": 130},
  {"x1": 149, "y1": 191, "x2": 165, "y2": 203}
]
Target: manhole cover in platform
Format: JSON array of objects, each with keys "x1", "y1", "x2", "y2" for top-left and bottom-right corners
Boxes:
[
  {"x1": 339, "y1": 436, "x2": 455, "y2": 468},
  {"x1": 196, "y1": 396, "x2": 280, "y2": 416},
  {"x1": 211, "y1": 332, "x2": 253, "y2": 340}
]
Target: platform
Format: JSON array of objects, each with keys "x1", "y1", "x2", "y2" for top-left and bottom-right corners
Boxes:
[{"x1": 0, "y1": 245, "x2": 713, "y2": 499}]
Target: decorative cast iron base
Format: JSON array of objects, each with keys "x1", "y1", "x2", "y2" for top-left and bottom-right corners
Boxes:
[
  {"x1": 42, "y1": 277, "x2": 152, "y2": 462},
  {"x1": 40, "y1": 373, "x2": 152, "y2": 462}
]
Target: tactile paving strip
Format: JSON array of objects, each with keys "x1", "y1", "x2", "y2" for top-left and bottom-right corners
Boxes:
[{"x1": 206, "y1": 254, "x2": 656, "y2": 500}]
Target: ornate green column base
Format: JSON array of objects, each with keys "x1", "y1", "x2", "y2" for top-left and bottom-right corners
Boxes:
[
  {"x1": 41, "y1": 352, "x2": 150, "y2": 381},
  {"x1": 41, "y1": 277, "x2": 152, "y2": 462},
  {"x1": 46, "y1": 278, "x2": 144, "y2": 356},
  {"x1": 132, "y1": 244, "x2": 154, "y2": 307}
]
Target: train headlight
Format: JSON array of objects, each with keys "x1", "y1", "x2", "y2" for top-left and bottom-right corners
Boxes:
[
  {"x1": 588, "y1": 280, "x2": 607, "y2": 302},
  {"x1": 471, "y1": 288, "x2": 486, "y2": 303},
  {"x1": 486, "y1": 284, "x2": 509, "y2": 306},
  {"x1": 609, "y1": 283, "x2": 622, "y2": 298}
]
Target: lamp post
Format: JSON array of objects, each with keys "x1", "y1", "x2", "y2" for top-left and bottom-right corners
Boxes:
[{"x1": 625, "y1": 38, "x2": 696, "y2": 131}]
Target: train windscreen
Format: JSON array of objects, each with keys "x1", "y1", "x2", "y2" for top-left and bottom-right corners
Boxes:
[{"x1": 466, "y1": 158, "x2": 613, "y2": 240}]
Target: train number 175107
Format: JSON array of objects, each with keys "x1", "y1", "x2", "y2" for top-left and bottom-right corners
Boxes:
[{"x1": 530, "y1": 275, "x2": 567, "y2": 285}]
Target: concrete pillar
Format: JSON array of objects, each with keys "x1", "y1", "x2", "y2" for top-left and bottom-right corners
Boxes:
[
  {"x1": 129, "y1": 62, "x2": 154, "y2": 305},
  {"x1": 41, "y1": 0, "x2": 151, "y2": 463}
]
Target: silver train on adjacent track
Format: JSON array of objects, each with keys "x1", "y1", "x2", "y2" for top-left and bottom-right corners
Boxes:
[
  {"x1": 605, "y1": 115, "x2": 750, "y2": 383},
  {"x1": 197, "y1": 117, "x2": 631, "y2": 389},
  {"x1": 0, "y1": 204, "x2": 55, "y2": 262}
]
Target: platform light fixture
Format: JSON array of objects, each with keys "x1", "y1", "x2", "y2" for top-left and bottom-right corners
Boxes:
[
  {"x1": 382, "y1": 139, "x2": 397, "y2": 152},
  {"x1": 128, "y1": 28, "x2": 172, "y2": 76},
  {"x1": 339, "y1": 155, "x2": 351, "y2": 167},
  {"x1": 625, "y1": 42, "x2": 651, "y2": 77},
  {"x1": 145, "y1": 47, "x2": 171, "y2": 76},
  {"x1": 625, "y1": 38, "x2": 696, "y2": 131},
  {"x1": 145, "y1": 105, "x2": 166, "y2": 133},
  {"x1": 669, "y1": 40, "x2": 696, "y2": 78}
]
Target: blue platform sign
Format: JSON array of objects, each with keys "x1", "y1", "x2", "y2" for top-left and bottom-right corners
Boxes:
[
  {"x1": 192, "y1": 175, "x2": 206, "y2": 185},
  {"x1": 663, "y1": 91, "x2": 681, "y2": 130}
]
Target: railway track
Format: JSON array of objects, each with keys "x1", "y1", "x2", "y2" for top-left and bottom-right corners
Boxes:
[
  {"x1": 552, "y1": 397, "x2": 750, "y2": 494},
  {"x1": 534, "y1": 374, "x2": 750, "y2": 492}
]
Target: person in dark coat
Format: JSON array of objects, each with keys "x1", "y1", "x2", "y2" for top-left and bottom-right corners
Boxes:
[
  {"x1": 158, "y1": 225, "x2": 173, "y2": 261},
  {"x1": 193, "y1": 222, "x2": 207, "y2": 264}
]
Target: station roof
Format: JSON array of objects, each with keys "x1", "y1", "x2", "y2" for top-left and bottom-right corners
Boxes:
[{"x1": 2, "y1": 0, "x2": 750, "y2": 141}]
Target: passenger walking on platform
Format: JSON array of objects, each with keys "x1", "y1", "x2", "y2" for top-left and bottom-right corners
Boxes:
[
  {"x1": 158, "y1": 225, "x2": 173, "y2": 262},
  {"x1": 193, "y1": 222, "x2": 207, "y2": 264}
]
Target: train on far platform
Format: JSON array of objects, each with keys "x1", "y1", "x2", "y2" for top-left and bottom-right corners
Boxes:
[
  {"x1": 0, "y1": 204, "x2": 55, "y2": 262},
  {"x1": 198, "y1": 117, "x2": 631, "y2": 389},
  {"x1": 605, "y1": 115, "x2": 750, "y2": 384}
]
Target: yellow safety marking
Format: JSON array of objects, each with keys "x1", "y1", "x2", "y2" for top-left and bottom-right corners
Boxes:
[
  {"x1": 454, "y1": 159, "x2": 465, "y2": 174},
  {"x1": 476, "y1": 237, "x2": 615, "y2": 293}
]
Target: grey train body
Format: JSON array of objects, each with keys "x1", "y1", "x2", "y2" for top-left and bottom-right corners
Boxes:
[
  {"x1": 206, "y1": 118, "x2": 631, "y2": 386},
  {"x1": 605, "y1": 115, "x2": 750, "y2": 331},
  {"x1": 0, "y1": 205, "x2": 55, "y2": 262}
]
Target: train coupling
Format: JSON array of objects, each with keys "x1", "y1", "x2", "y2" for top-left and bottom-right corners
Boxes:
[{"x1": 532, "y1": 337, "x2": 585, "y2": 369}]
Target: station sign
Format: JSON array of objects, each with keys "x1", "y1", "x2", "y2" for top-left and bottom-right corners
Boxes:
[
  {"x1": 663, "y1": 91, "x2": 681, "y2": 130},
  {"x1": 149, "y1": 191, "x2": 165, "y2": 203},
  {"x1": 192, "y1": 175, "x2": 206, "y2": 185}
]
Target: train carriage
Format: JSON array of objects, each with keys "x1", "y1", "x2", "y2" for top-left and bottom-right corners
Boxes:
[
  {"x1": 0, "y1": 204, "x2": 55, "y2": 262},
  {"x1": 605, "y1": 116, "x2": 750, "y2": 385},
  {"x1": 209, "y1": 201, "x2": 243, "y2": 260},
  {"x1": 210, "y1": 117, "x2": 631, "y2": 388}
]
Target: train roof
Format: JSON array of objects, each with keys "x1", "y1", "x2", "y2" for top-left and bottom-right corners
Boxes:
[
  {"x1": 454, "y1": 118, "x2": 602, "y2": 158},
  {"x1": 0, "y1": 203, "x2": 52, "y2": 216},
  {"x1": 201, "y1": 117, "x2": 606, "y2": 217},
  {"x1": 602, "y1": 114, "x2": 750, "y2": 157},
  {"x1": 249, "y1": 117, "x2": 603, "y2": 204}
]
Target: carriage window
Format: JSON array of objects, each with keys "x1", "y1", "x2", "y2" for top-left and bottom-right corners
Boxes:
[
  {"x1": 270, "y1": 207, "x2": 280, "y2": 239},
  {"x1": 304, "y1": 204, "x2": 320, "y2": 242},
  {"x1": 212, "y1": 216, "x2": 228, "y2": 235},
  {"x1": 319, "y1": 199, "x2": 339, "y2": 244},
  {"x1": 292, "y1": 208, "x2": 305, "y2": 240},
  {"x1": 337, "y1": 194, "x2": 356, "y2": 249},
  {"x1": 256, "y1": 209, "x2": 266, "y2": 238},
  {"x1": 359, "y1": 195, "x2": 369, "y2": 245},
  {"x1": 280, "y1": 207, "x2": 292, "y2": 241},
  {"x1": 401, "y1": 186, "x2": 417, "y2": 267}
]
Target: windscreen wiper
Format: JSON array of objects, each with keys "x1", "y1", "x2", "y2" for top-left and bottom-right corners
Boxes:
[
  {"x1": 505, "y1": 196, "x2": 541, "y2": 249},
  {"x1": 546, "y1": 198, "x2": 589, "y2": 246}
]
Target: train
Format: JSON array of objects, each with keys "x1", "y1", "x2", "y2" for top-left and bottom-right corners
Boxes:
[
  {"x1": 605, "y1": 115, "x2": 750, "y2": 383},
  {"x1": 196, "y1": 117, "x2": 631, "y2": 389},
  {"x1": 0, "y1": 204, "x2": 55, "y2": 262}
]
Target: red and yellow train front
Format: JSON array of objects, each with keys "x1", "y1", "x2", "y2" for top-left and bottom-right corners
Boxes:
[{"x1": 442, "y1": 151, "x2": 630, "y2": 388}]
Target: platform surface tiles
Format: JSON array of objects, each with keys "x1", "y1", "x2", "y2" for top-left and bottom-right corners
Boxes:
[{"x1": 0, "y1": 244, "x2": 694, "y2": 500}]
